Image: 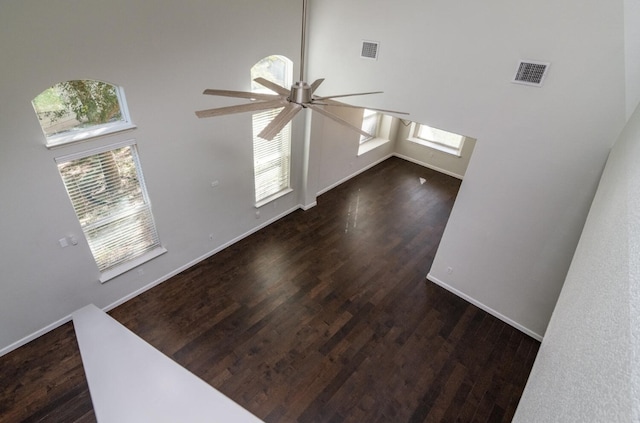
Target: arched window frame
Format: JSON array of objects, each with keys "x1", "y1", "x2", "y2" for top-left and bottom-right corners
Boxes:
[{"x1": 32, "y1": 80, "x2": 136, "y2": 148}]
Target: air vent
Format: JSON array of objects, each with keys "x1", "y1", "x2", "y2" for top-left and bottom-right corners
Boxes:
[
  {"x1": 512, "y1": 60, "x2": 550, "y2": 86},
  {"x1": 361, "y1": 40, "x2": 380, "y2": 60}
]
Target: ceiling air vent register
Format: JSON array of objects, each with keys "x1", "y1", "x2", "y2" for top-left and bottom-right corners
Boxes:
[
  {"x1": 512, "y1": 60, "x2": 550, "y2": 87},
  {"x1": 361, "y1": 41, "x2": 380, "y2": 60}
]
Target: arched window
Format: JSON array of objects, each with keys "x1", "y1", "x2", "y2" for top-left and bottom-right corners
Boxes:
[
  {"x1": 251, "y1": 56, "x2": 293, "y2": 205},
  {"x1": 32, "y1": 80, "x2": 134, "y2": 147}
]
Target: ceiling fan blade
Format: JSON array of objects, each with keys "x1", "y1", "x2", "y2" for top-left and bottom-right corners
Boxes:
[
  {"x1": 253, "y1": 77, "x2": 291, "y2": 96},
  {"x1": 313, "y1": 91, "x2": 383, "y2": 101},
  {"x1": 310, "y1": 78, "x2": 325, "y2": 94},
  {"x1": 203, "y1": 89, "x2": 283, "y2": 101},
  {"x1": 308, "y1": 104, "x2": 374, "y2": 139},
  {"x1": 257, "y1": 103, "x2": 303, "y2": 141},
  {"x1": 196, "y1": 99, "x2": 287, "y2": 118},
  {"x1": 312, "y1": 99, "x2": 409, "y2": 115}
]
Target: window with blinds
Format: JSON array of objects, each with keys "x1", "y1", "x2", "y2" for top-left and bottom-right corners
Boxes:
[
  {"x1": 251, "y1": 55, "x2": 293, "y2": 205},
  {"x1": 55, "y1": 140, "x2": 164, "y2": 281}
]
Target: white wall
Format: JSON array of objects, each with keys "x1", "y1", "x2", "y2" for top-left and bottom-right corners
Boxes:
[
  {"x1": 0, "y1": 0, "x2": 304, "y2": 354},
  {"x1": 395, "y1": 123, "x2": 476, "y2": 180},
  {"x1": 513, "y1": 102, "x2": 640, "y2": 423},
  {"x1": 0, "y1": 0, "x2": 631, "y2": 355},
  {"x1": 308, "y1": 105, "x2": 395, "y2": 196},
  {"x1": 307, "y1": 0, "x2": 626, "y2": 338},
  {"x1": 625, "y1": 0, "x2": 640, "y2": 118}
]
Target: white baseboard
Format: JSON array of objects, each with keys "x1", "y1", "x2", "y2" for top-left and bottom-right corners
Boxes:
[
  {"x1": 301, "y1": 201, "x2": 317, "y2": 211},
  {"x1": 103, "y1": 204, "x2": 303, "y2": 314},
  {"x1": 0, "y1": 204, "x2": 303, "y2": 358},
  {"x1": 393, "y1": 153, "x2": 464, "y2": 180},
  {"x1": 1, "y1": 154, "x2": 467, "y2": 358},
  {"x1": 426, "y1": 273, "x2": 544, "y2": 342},
  {"x1": 0, "y1": 314, "x2": 75, "y2": 357}
]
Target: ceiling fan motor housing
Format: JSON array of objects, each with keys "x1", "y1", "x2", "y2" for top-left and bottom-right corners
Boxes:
[{"x1": 290, "y1": 81, "x2": 312, "y2": 104}]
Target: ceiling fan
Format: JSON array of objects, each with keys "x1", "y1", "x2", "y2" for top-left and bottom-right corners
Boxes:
[{"x1": 195, "y1": 0, "x2": 407, "y2": 141}]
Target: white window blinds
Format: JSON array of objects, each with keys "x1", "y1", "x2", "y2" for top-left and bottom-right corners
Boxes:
[
  {"x1": 251, "y1": 55, "x2": 293, "y2": 204},
  {"x1": 55, "y1": 141, "x2": 161, "y2": 273},
  {"x1": 252, "y1": 109, "x2": 291, "y2": 202}
]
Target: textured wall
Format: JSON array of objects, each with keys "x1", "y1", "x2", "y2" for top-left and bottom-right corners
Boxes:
[{"x1": 513, "y1": 103, "x2": 640, "y2": 422}]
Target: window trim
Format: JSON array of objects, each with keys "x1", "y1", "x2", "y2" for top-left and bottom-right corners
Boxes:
[
  {"x1": 45, "y1": 121, "x2": 137, "y2": 149},
  {"x1": 98, "y1": 246, "x2": 166, "y2": 283},
  {"x1": 35, "y1": 81, "x2": 136, "y2": 149},
  {"x1": 251, "y1": 55, "x2": 293, "y2": 206},
  {"x1": 55, "y1": 139, "x2": 165, "y2": 283},
  {"x1": 407, "y1": 122, "x2": 465, "y2": 157},
  {"x1": 254, "y1": 187, "x2": 294, "y2": 209},
  {"x1": 357, "y1": 112, "x2": 394, "y2": 156},
  {"x1": 359, "y1": 109, "x2": 381, "y2": 144}
]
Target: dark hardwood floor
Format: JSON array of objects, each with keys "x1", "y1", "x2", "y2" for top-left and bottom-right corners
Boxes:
[{"x1": 0, "y1": 157, "x2": 539, "y2": 422}]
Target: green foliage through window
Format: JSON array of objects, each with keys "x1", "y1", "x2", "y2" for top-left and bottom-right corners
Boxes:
[{"x1": 33, "y1": 80, "x2": 124, "y2": 138}]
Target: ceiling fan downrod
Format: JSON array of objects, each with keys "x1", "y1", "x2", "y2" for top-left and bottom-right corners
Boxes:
[
  {"x1": 299, "y1": 0, "x2": 308, "y2": 84},
  {"x1": 288, "y1": 0, "x2": 312, "y2": 106},
  {"x1": 195, "y1": 0, "x2": 408, "y2": 141}
]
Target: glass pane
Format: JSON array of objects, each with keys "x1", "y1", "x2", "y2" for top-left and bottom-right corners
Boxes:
[
  {"x1": 57, "y1": 144, "x2": 160, "y2": 272},
  {"x1": 85, "y1": 209, "x2": 159, "y2": 271},
  {"x1": 417, "y1": 125, "x2": 464, "y2": 149},
  {"x1": 360, "y1": 109, "x2": 379, "y2": 143},
  {"x1": 58, "y1": 146, "x2": 143, "y2": 227},
  {"x1": 251, "y1": 56, "x2": 293, "y2": 202},
  {"x1": 32, "y1": 80, "x2": 124, "y2": 138},
  {"x1": 251, "y1": 56, "x2": 291, "y2": 92}
]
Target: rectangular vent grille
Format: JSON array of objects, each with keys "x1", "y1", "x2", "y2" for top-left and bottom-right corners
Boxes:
[
  {"x1": 361, "y1": 41, "x2": 379, "y2": 60},
  {"x1": 512, "y1": 60, "x2": 550, "y2": 86}
]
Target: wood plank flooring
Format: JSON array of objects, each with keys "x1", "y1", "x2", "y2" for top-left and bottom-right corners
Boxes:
[{"x1": 0, "y1": 157, "x2": 540, "y2": 422}]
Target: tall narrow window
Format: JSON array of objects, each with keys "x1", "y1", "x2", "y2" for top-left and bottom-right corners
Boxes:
[
  {"x1": 251, "y1": 56, "x2": 293, "y2": 205},
  {"x1": 32, "y1": 80, "x2": 135, "y2": 148},
  {"x1": 55, "y1": 140, "x2": 165, "y2": 282}
]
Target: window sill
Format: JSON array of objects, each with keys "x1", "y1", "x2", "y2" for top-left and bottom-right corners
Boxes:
[
  {"x1": 99, "y1": 246, "x2": 167, "y2": 284},
  {"x1": 407, "y1": 137, "x2": 462, "y2": 157},
  {"x1": 46, "y1": 122, "x2": 137, "y2": 149},
  {"x1": 255, "y1": 187, "x2": 293, "y2": 208},
  {"x1": 358, "y1": 137, "x2": 391, "y2": 156}
]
